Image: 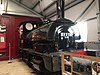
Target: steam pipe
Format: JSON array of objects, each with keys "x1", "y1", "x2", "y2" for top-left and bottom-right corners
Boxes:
[
  {"x1": 5, "y1": 0, "x2": 9, "y2": 12},
  {"x1": 1, "y1": 0, "x2": 2, "y2": 4},
  {"x1": 56, "y1": 0, "x2": 64, "y2": 19}
]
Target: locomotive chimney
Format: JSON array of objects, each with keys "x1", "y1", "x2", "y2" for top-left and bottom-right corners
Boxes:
[{"x1": 56, "y1": 0, "x2": 64, "y2": 19}]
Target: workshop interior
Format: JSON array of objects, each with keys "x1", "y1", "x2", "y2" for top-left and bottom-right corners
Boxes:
[{"x1": 0, "y1": 0, "x2": 100, "y2": 75}]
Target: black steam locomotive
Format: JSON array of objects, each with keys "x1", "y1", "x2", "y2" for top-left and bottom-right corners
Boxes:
[{"x1": 19, "y1": 0, "x2": 82, "y2": 75}]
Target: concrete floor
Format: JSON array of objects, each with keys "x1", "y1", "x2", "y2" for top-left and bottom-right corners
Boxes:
[{"x1": 0, "y1": 59, "x2": 36, "y2": 75}]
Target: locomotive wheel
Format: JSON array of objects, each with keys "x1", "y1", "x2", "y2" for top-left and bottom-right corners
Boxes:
[
  {"x1": 39, "y1": 62, "x2": 47, "y2": 75},
  {"x1": 39, "y1": 62, "x2": 52, "y2": 75}
]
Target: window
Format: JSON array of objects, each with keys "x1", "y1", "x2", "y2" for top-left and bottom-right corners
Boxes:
[
  {"x1": 69, "y1": 22, "x2": 87, "y2": 42},
  {"x1": 0, "y1": 36, "x2": 5, "y2": 42}
]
